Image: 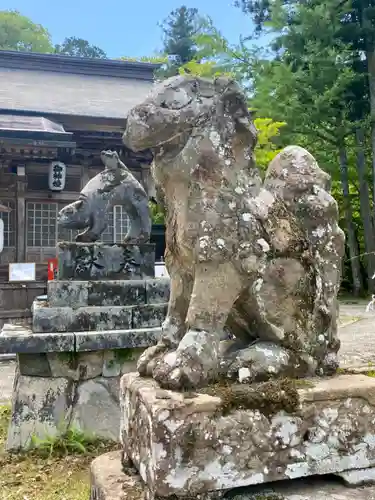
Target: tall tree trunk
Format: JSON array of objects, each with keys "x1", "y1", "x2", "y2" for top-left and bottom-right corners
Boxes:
[
  {"x1": 356, "y1": 127, "x2": 375, "y2": 292},
  {"x1": 367, "y1": 51, "x2": 375, "y2": 215},
  {"x1": 339, "y1": 145, "x2": 363, "y2": 296}
]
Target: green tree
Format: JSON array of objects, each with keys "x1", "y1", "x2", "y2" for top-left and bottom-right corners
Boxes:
[
  {"x1": 161, "y1": 6, "x2": 200, "y2": 63},
  {"x1": 237, "y1": 0, "x2": 375, "y2": 218},
  {"x1": 0, "y1": 9, "x2": 53, "y2": 53},
  {"x1": 120, "y1": 55, "x2": 168, "y2": 64},
  {"x1": 236, "y1": 0, "x2": 372, "y2": 294},
  {"x1": 254, "y1": 118, "x2": 286, "y2": 170},
  {"x1": 54, "y1": 37, "x2": 107, "y2": 58},
  {"x1": 158, "y1": 6, "x2": 207, "y2": 77}
]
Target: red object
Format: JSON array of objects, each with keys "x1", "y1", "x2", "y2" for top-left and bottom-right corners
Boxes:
[{"x1": 47, "y1": 258, "x2": 58, "y2": 281}]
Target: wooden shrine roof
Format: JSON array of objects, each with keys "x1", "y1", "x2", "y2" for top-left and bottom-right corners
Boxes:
[{"x1": 0, "y1": 51, "x2": 159, "y2": 119}]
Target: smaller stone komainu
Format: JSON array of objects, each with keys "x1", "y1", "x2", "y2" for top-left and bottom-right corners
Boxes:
[
  {"x1": 123, "y1": 75, "x2": 345, "y2": 391},
  {"x1": 58, "y1": 150, "x2": 151, "y2": 243}
]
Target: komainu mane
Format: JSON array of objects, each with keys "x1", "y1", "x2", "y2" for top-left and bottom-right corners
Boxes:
[{"x1": 123, "y1": 75, "x2": 345, "y2": 390}]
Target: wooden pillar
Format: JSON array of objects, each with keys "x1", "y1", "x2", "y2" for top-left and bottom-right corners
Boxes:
[
  {"x1": 16, "y1": 165, "x2": 27, "y2": 262},
  {"x1": 81, "y1": 157, "x2": 92, "y2": 188}
]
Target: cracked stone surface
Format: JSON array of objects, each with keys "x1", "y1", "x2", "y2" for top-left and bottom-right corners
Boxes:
[
  {"x1": 120, "y1": 372, "x2": 375, "y2": 498},
  {"x1": 90, "y1": 452, "x2": 375, "y2": 500},
  {"x1": 123, "y1": 75, "x2": 345, "y2": 390},
  {"x1": 4, "y1": 347, "x2": 146, "y2": 451}
]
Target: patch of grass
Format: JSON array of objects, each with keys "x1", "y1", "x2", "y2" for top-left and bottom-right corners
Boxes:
[
  {"x1": 0, "y1": 404, "x2": 119, "y2": 500},
  {"x1": 29, "y1": 427, "x2": 103, "y2": 457}
]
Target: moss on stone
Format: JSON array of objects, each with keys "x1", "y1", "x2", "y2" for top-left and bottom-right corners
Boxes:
[
  {"x1": 57, "y1": 352, "x2": 77, "y2": 368},
  {"x1": 114, "y1": 348, "x2": 144, "y2": 363},
  {"x1": 366, "y1": 371, "x2": 375, "y2": 378},
  {"x1": 202, "y1": 378, "x2": 300, "y2": 417}
]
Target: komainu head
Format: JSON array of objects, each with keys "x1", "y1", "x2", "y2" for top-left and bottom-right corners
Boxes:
[{"x1": 123, "y1": 75, "x2": 257, "y2": 154}]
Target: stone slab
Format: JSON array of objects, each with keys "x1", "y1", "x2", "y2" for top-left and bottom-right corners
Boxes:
[
  {"x1": 48, "y1": 280, "x2": 89, "y2": 307},
  {"x1": 57, "y1": 242, "x2": 155, "y2": 280},
  {"x1": 120, "y1": 373, "x2": 375, "y2": 498},
  {"x1": 16, "y1": 349, "x2": 145, "y2": 380},
  {"x1": 90, "y1": 451, "x2": 375, "y2": 500},
  {"x1": 0, "y1": 331, "x2": 75, "y2": 353},
  {"x1": 48, "y1": 278, "x2": 170, "y2": 308},
  {"x1": 6, "y1": 373, "x2": 71, "y2": 450},
  {"x1": 33, "y1": 304, "x2": 166, "y2": 333},
  {"x1": 32, "y1": 305, "x2": 132, "y2": 333},
  {"x1": 145, "y1": 278, "x2": 170, "y2": 304},
  {"x1": 6, "y1": 350, "x2": 147, "y2": 451},
  {"x1": 75, "y1": 327, "x2": 160, "y2": 352},
  {"x1": 70, "y1": 378, "x2": 120, "y2": 442},
  {"x1": 88, "y1": 280, "x2": 146, "y2": 307},
  {"x1": 132, "y1": 303, "x2": 168, "y2": 329},
  {"x1": 0, "y1": 328, "x2": 159, "y2": 354},
  {"x1": 90, "y1": 451, "x2": 144, "y2": 500}
]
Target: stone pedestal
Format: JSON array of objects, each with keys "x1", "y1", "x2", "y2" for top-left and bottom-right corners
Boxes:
[
  {"x1": 3, "y1": 242, "x2": 171, "y2": 450},
  {"x1": 32, "y1": 243, "x2": 169, "y2": 333},
  {"x1": 57, "y1": 242, "x2": 155, "y2": 280},
  {"x1": 120, "y1": 373, "x2": 375, "y2": 499}
]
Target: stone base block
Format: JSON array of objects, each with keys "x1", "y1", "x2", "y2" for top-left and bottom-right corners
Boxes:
[
  {"x1": 90, "y1": 452, "x2": 375, "y2": 500},
  {"x1": 48, "y1": 278, "x2": 170, "y2": 308},
  {"x1": 57, "y1": 242, "x2": 155, "y2": 280},
  {"x1": 6, "y1": 348, "x2": 146, "y2": 451},
  {"x1": 32, "y1": 303, "x2": 167, "y2": 333},
  {"x1": 120, "y1": 373, "x2": 375, "y2": 498},
  {"x1": 337, "y1": 467, "x2": 375, "y2": 487},
  {"x1": 90, "y1": 451, "x2": 143, "y2": 500}
]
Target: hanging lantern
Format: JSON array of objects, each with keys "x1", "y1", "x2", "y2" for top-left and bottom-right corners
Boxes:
[{"x1": 48, "y1": 161, "x2": 66, "y2": 191}]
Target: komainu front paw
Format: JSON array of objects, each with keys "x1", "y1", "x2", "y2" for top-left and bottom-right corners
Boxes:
[
  {"x1": 152, "y1": 329, "x2": 221, "y2": 390},
  {"x1": 137, "y1": 343, "x2": 169, "y2": 376},
  {"x1": 226, "y1": 341, "x2": 310, "y2": 383}
]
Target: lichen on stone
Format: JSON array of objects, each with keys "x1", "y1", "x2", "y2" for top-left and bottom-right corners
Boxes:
[{"x1": 123, "y1": 75, "x2": 345, "y2": 391}]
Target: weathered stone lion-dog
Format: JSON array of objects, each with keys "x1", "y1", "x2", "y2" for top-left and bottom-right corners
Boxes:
[{"x1": 123, "y1": 75, "x2": 345, "y2": 390}]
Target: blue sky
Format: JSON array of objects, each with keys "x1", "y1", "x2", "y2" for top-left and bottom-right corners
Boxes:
[{"x1": 2, "y1": 0, "x2": 253, "y2": 58}]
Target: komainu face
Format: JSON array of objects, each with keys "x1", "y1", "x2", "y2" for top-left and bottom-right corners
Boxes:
[{"x1": 123, "y1": 75, "x2": 257, "y2": 154}]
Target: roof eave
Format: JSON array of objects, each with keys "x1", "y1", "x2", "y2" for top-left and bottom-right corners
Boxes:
[{"x1": 0, "y1": 50, "x2": 162, "y2": 81}]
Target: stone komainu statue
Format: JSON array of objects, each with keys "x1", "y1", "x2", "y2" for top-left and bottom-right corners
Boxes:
[
  {"x1": 58, "y1": 150, "x2": 151, "y2": 243},
  {"x1": 123, "y1": 75, "x2": 345, "y2": 390}
]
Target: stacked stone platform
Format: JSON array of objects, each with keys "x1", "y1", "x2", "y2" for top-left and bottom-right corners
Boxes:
[
  {"x1": 33, "y1": 242, "x2": 169, "y2": 334},
  {"x1": 1, "y1": 242, "x2": 170, "y2": 451}
]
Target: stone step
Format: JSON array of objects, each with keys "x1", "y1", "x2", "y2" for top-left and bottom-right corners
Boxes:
[
  {"x1": 57, "y1": 242, "x2": 155, "y2": 281},
  {"x1": 0, "y1": 325, "x2": 160, "y2": 354},
  {"x1": 32, "y1": 303, "x2": 167, "y2": 333},
  {"x1": 48, "y1": 278, "x2": 170, "y2": 308}
]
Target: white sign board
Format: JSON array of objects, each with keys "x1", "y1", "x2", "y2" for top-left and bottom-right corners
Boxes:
[
  {"x1": 9, "y1": 262, "x2": 36, "y2": 282},
  {"x1": 48, "y1": 161, "x2": 66, "y2": 191},
  {"x1": 0, "y1": 219, "x2": 4, "y2": 253},
  {"x1": 155, "y1": 263, "x2": 169, "y2": 278}
]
